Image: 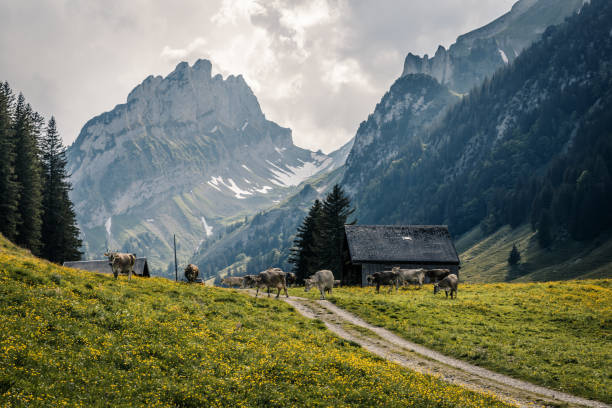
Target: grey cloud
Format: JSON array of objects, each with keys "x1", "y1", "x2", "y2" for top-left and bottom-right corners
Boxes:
[{"x1": 0, "y1": 0, "x2": 513, "y2": 153}]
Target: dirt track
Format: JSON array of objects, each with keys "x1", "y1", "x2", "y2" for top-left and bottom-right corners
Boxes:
[{"x1": 247, "y1": 290, "x2": 610, "y2": 408}]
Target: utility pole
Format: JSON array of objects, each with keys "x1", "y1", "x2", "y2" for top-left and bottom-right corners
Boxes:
[{"x1": 174, "y1": 234, "x2": 178, "y2": 281}]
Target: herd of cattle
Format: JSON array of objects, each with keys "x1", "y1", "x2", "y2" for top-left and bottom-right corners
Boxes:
[
  {"x1": 221, "y1": 266, "x2": 459, "y2": 299},
  {"x1": 102, "y1": 251, "x2": 458, "y2": 299}
]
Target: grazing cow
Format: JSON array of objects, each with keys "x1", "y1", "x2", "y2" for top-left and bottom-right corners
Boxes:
[
  {"x1": 256, "y1": 268, "x2": 288, "y2": 298},
  {"x1": 242, "y1": 275, "x2": 260, "y2": 288},
  {"x1": 392, "y1": 267, "x2": 425, "y2": 289},
  {"x1": 366, "y1": 271, "x2": 399, "y2": 293},
  {"x1": 286, "y1": 272, "x2": 297, "y2": 287},
  {"x1": 433, "y1": 274, "x2": 458, "y2": 299},
  {"x1": 104, "y1": 252, "x2": 136, "y2": 281},
  {"x1": 184, "y1": 264, "x2": 199, "y2": 282},
  {"x1": 221, "y1": 276, "x2": 245, "y2": 288},
  {"x1": 425, "y1": 268, "x2": 452, "y2": 283},
  {"x1": 304, "y1": 270, "x2": 335, "y2": 300}
]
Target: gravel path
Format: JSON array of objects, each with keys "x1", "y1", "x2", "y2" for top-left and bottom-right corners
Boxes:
[{"x1": 246, "y1": 290, "x2": 610, "y2": 408}]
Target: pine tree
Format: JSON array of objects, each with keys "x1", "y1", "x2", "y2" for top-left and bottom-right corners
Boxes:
[
  {"x1": 508, "y1": 243, "x2": 521, "y2": 265},
  {"x1": 288, "y1": 199, "x2": 323, "y2": 282},
  {"x1": 13, "y1": 94, "x2": 43, "y2": 254},
  {"x1": 316, "y1": 185, "x2": 355, "y2": 282},
  {"x1": 0, "y1": 82, "x2": 20, "y2": 240},
  {"x1": 40, "y1": 117, "x2": 82, "y2": 263}
]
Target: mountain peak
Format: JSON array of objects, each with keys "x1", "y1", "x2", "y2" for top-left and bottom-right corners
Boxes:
[{"x1": 401, "y1": 0, "x2": 584, "y2": 93}]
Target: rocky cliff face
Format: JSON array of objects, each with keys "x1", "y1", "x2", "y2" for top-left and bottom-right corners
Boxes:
[
  {"x1": 68, "y1": 59, "x2": 344, "y2": 274},
  {"x1": 343, "y1": 74, "x2": 458, "y2": 191},
  {"x1": 401, "y1": 0, "x2": 585, "y2": 94}
]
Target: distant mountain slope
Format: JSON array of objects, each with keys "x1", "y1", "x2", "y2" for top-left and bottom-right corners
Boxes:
[
  {"x1": 197, "y1": 0, "x2": 587, "y2": 280},
  {"x1": 68, "y1": 60, "x2": 343, "y2": 274},
  {"x1": 191, "y1": 165, "x2": 346, "y2": 279},
  {"x1": 354, "y1": 0, "x2": 612, "y2": 270},
  {"x1": 343, "y1": 0, "x2": 583, "y2": 199}
]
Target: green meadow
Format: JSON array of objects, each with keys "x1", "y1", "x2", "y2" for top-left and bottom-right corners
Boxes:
[{"x1": 291, "y1": 281, "x2": 612, "y2": 403}]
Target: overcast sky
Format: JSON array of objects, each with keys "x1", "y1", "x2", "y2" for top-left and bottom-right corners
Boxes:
[{"x1": 0, "y1": 0, "x2": 515, "y2": 153}]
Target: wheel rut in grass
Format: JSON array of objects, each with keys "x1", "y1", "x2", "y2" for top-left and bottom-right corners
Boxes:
[{"x1": 246, "y1": 290, "x2": 609, "y2": 408}]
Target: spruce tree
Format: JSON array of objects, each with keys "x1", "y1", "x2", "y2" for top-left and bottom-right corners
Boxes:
[
  {"x1": 40, "y1": 117, "x2": 82, "y2": 263},
  {"x1": 508, "y1": 244, "x2": 521, "y2": 265},
  {"x1": 288, "y1": 199, "x2": 322, "y2": 282},
  {"x1": 0, "y1": 82, "x2": 20, "y2": 240},
  {"x1": 13, "y1": 94, "x2": 43, "y2": 254},
  {"x1": 316, "y1": 185, "x2": 355, "y2": 282}
]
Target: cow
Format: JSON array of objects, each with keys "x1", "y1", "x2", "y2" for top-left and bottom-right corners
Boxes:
[
  {"x1": 184, "y1": 264, "x2": 199, "y2": 282},
  {"x1": 242, "y1": 275, "x2": 260, "y2": 288},
  {"x1": 304, "y1": 270, "x2": 334, "y2": 300},
  {"x1": 333, "y1": 279, "x2": 341, "y2": 287},
  {"x1": 392, "y1": 267, "x2": 425, "y2": 289},
  {"x1": 286, "y1": 272, "x2": 297, "y2": 287},
  {"x1": 433, "y1": 274, "x2": 458, "y2": 299},
  {"x1": 256, "y1": 268, "x2": 288, "y2": 298},
  {"x1": 425, "y1": 268, "x2": 452, "y2": 283},
  {"x1": 366, "y1": 270, "x2": 399, "y2": 293},
  {"x1": 221, "y1": 276, "x2": 245, "y2": 288},
  {"x1": 104, "y1": 252, "x2": 136, "y2": 281}
]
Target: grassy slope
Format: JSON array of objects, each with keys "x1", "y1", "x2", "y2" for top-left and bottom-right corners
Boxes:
[
  {"x1": 290, "y1": 281, "x2": 612, "y2": 403},
  {"x1": 0, "y1": 236, "x2": 512, "y2": 408},
  {"x1": 457, "y1": 224, "x2": 612, "y2": 283}
]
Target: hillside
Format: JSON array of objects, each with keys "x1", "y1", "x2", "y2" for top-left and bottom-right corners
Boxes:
[
  {"x1": 457, "y1": 224, "x2": 612, "y2": 283},
  {"x1": 348, "y1": 0, "x2": 612, "y2": 280},
  {"x1": 192, "y1": 165, "x2": 346, "y2": 280},
  {"x1": 343, "y1": 0, "x2": 583, "y2": 200},
  {"x1": 67, "y1": 59, "x2": 348, "y2": 275},
  {"x1": 290, "y1": 280, "x2": 612, "y2": 404},
  {"x1": 0, "y1": 235, "x2": 517, "y2": 407}
]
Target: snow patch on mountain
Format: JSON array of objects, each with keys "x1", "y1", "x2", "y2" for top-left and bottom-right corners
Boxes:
[
  {"x1": 254, "y1": 185, "x2": 272, "y2": 194},
  {"x1": 499, "y1": 49, "x2": 509, "y2": 64},
  {"x1": 201, "y1": 216, "x2": 213, "y2": 237},
  {"x1": 266, "y1": 158, "x2": 333, "y2": 187}
]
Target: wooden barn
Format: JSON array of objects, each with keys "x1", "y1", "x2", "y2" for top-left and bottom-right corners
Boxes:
[
  {"x1": 343, "y1": 225, "x2": 460, "y2": 286},
  {"x1": 63, "y1": 258, "x2": 151, "y2": 277}
]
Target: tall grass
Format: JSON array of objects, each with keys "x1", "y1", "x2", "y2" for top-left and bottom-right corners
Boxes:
[{"x1": 0, "y1": 236, "x2": 513, "y2": 407}]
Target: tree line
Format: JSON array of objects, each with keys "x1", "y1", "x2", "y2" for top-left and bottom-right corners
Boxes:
[
  {"x1": 289, "y1": 184, "x2": 356, "y2": 284},
  {"x1": 0, "y1": 81, "x2": 82, "y2": 263}
]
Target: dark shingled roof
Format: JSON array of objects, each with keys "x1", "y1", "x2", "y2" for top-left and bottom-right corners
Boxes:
[
  {"x1": 344, "y1": 225, "x2": 459, "y2": 264},
  {"x1": 63, "y1": 258, "x2": 150, "y2": 277}
]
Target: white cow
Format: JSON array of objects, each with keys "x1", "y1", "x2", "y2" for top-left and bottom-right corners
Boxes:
[
  {"x1": 392, "y1": 267, "x2": 425, "y2": 289},
  {"x1": 304, "y1": 269, "x2": 335, "y2": 300}
]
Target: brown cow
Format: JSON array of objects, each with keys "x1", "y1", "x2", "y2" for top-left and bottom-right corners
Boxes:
[
  {"x1": 366, "y1": 271, "x2": 399, "y2": 293},
  {"x1": 286, "y1": 272, "x2": 297, "y2": 287},
  {"x1": 221, "y1": 276, "x2": 245, "y2": 288},
  {"x1": 434, "y1": 274, "x2": 458, "y2": 299},
  {"x1": 425, "y1": 268, "x2": 452, "y2": 283},
  {"x1": 184, "y1": 264, "x2": 199, "y2": 282},
  {"x1": 104, "y1": 252, "x2": 136, "y2": 281},
  {"x1": 256, "y1": 268, "x2": 288, "y2": 298}
]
